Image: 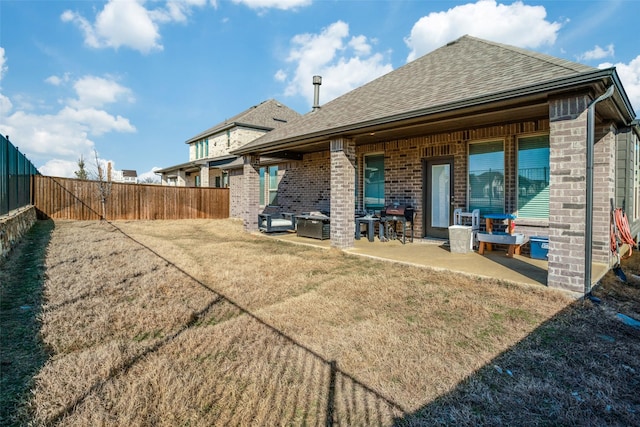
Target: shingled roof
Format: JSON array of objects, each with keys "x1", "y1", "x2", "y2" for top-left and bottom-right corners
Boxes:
[
  {"x1": 234, "y1": 35, "x2": 604, "y2": 154},
  {"x1": 186, "y1": 99, "x2": 300, "y2": 144}
]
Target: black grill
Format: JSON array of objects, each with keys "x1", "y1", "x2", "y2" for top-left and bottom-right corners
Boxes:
[{"x1": 381, "y1": 204, "x2": 414, "y2": 221}]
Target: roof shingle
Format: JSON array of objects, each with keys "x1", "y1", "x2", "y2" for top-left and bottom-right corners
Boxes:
[
  {"x1": 236, "y1": 35, "x2": 597, "y2": 153},
  {"x1": 186, "y1": 99, "x2": 300, "y2": 144}
]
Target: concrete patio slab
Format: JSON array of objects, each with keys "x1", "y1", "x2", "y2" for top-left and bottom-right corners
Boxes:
[{"x1": 257, "y1": 231, "x2": 609, "y2": 291}]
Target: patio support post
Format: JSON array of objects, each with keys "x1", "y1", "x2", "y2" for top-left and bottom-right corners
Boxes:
[
  {"x1": 242, "y1": 154, "x2": 261, "y2": 232},
  {"x1": 200, "y1": 163, "x2": 210, "y2": 187},
  {"x1": 330, "y1": 138, "x2": 356, "y2": 249},
  {"x1": 177, "y1": 169, "x2": 187, "y2": 187},
  {"x1": 585, "y1": 85, "x2": 615, "y2": 295},
  {"x1": 548, "y1": 94, "x2": 590, "y2": 292}
]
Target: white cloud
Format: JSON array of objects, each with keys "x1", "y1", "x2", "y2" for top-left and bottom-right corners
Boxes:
[
  {"x1": 62, "y1": 0, "x2": 212, "y2": 54},
  {"x1": 579, "y1": 44, "x2": 615, "y2": 61},
  {"x1": 0, "y1": 93, "x2": 12, "y2": 116},
  {"x1": 45, "y1": 72, "x2": 71, "y2": 86},
  {"x1": 69, "y1": 76, "x2": 135, "y2": 109},
  {"x1": 39, "y1": 158, "x2": 82, "y2": 179},
  {"x1": 348, "y1": 35, "x2": 372, "y2": 56},
  {"x1": 0, "y1": 74, "x2": 137, "y2": 177},
  {"x1": 60, "y1": 106, "x2": 135, "y2": 136},
  {"x1": 274, "y1": 69, "x2": 287, "y2": 82},
  {"x1": 405, "y1": 0, "x2": 562, "y2": 62},
  {"x1": 151, "y1": 0, "x2": 208, "y2": 23},
  {"x1": 232, "y1": 0, "x2": 311, "y2": 11},
  {"x1": 280, "y1": 21, "x2": 393, "y2": 109},
  {"x1": 600, "y1": 55, "x2": 640, "y2": 117},
  {"x1": 0, "y1": 47, "x2": 7, "y2": 81}
]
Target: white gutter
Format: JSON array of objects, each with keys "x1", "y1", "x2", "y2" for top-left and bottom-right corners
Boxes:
[{"x1": 585, "y1": 85, "x2": 615, "y2": 295}]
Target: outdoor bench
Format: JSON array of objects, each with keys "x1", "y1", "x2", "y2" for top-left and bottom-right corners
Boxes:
[
  {"x1": 477, "y1": 232, "x2": 527, "y2": 257},
  {"x1": 258, "y1": 212, "x2": 296, "y2": 233}
]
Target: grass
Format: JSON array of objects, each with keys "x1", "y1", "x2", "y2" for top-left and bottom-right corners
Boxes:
[
  {"x1": 0, "y1": 220, "x2": 53, "y2": 426},
  {"x1": 1, "y1": 218, "x2": 639, "y2": 426}
]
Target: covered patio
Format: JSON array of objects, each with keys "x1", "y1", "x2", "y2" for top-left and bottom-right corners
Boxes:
[{"x1": 256, "y1": 231, "x2": 610, "y2": 291}]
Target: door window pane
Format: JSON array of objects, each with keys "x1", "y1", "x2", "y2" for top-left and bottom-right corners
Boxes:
[
  {"x1": 468, "y1": 141, "x2": 504, "y2": 215},
  {"x1": 431, "y1": 164, "x2": 450, "y2": 227},
  {"x1": 517, "y1": 136, "x2": 550, "y2": 219}
]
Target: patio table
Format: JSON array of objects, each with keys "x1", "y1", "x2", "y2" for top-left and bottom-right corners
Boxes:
[{"x1": 355, "y1": 216, "x2": 379, "y2": 242}]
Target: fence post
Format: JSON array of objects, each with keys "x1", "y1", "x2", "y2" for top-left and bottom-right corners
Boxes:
[{"x1": 2, "y1": 136, "x2": 8, "y2": 215}]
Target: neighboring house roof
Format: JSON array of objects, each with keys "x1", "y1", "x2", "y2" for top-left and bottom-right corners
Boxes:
[
  {"x1": 155, "y1": 160, "x2": 206, "y2": 174},
  {"x1": 185, "y1": 98, "x2": 300, "y2": 144},
  {"x1": 234, "y1": 35, "x2": 635, "y2": 155},
  {"x1": 122, "y1": 170, "x2": 137, "y2": 178}
]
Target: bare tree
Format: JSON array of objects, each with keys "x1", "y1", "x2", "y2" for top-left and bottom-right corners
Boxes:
[
  {"x1": 94, "y1": 150, "x2": 112, "y2": 221},
  {"x1": 139, "y1": 176, "x2": 160, "y2": 184}
]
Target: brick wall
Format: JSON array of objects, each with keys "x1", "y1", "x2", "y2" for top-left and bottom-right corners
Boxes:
[
  {"x1": 592, "y1": 124, "x2": 616, "y2": 264},
  {"x1": 241, "y1": 155, "x2": 260, "y2": 231},
  {"x1": 547, "y1": 94, "x2": 590, "y2": 292},
  {"x1": 330, "y1": 138, "x2": 356, "y2": 249},
  {"x1": 274, "y1": 152, "x2": 331, "y2": 214},
  {"x1": 229, "y1": 168, "x2": 244, "y2": 218}
]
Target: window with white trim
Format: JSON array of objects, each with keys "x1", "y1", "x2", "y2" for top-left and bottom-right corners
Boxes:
[{"x1": 517, "y1": 135, "x2": 550, "y2": 219}]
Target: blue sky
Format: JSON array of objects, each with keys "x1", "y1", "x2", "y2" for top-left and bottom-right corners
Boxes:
[{"x1": 1, "y1": 0, "x2": 639, "y2": 181}]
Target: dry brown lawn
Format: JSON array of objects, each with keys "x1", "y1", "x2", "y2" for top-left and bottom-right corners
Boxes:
[{"x1": 3, "y1": 219, "x2": 639, "y2": 426}]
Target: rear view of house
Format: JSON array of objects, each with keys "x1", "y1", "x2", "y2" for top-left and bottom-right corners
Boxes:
[{"x1": 231, "y1": 35, "x2": 639, "y2": 293}]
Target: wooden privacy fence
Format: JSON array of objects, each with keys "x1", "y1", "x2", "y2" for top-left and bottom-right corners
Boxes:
[{"x1": 32, "y1": 175, "x2": 229, "y2": 220}]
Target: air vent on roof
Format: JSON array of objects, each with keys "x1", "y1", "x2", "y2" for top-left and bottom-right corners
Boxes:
[{"x1": 273, "y1": 118, "x2": 287, "y2": 123}]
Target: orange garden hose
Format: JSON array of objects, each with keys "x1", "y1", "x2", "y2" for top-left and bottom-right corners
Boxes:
[{"x1": 611, "y1": 208, "x2": 636, "y2": 260}]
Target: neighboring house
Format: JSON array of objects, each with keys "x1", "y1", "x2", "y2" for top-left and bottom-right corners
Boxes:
[
  {"x1": 231, "y1": 35, "x2": 640, "y2": 293},
  {"x1": 120, "y1": 170, "x2": 138, "y2": 184},
  {"x1": 104, "y1": 166, "x2": 137, "y2": 184},
  {"x1": 156, "y1": 99, "x2": 300, "y2": 192}
]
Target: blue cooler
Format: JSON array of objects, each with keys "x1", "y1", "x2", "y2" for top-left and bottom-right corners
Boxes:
[{"x1": 530, "y1": 236, "x2": 549, "y2": 259}]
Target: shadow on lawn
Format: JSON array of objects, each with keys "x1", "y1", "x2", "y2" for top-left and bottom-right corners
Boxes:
[
  {"x1": 17, "y1": 218, "x2": 640, "y2": 426},
  {"x1": 0, "y1": 220, "x2": 54, "y2": 426},
  {"x1": 394, "y1": 258, "x2": 640, "y2": 426},
  {"x1": 43, "y1": 221, "x2": 408, "y2": 426}
]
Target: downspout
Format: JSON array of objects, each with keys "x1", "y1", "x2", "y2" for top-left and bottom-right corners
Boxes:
[{"x1": 585, "y1": 85, "x2": 615, "y2": 296}]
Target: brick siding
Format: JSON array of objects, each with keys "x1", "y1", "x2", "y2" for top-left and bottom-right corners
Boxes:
[{"x1": 330, "y1": 138, "x2": 356, "y2": 249}]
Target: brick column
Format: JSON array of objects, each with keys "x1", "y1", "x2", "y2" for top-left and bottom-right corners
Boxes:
[
  {"x1": 200, "y1": 164, "x2": 210, "y2": 187},
  {"x1": 547, "y1": 94, "x2": 590, "y2": 292},
  {"x1": 330, "y1": 138, "x2": 356, "y2": 249},
  {"x1": 592, "y1": 124, "x2": 616, "y2": 264},
  {"x1": 242, "y1": 155, "x2": 260, "y2": 232}
]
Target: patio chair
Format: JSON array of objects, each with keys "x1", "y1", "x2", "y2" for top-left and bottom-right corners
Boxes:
[{"x1": 258, "y1": 212, "x2": 296, "y2": 233}]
